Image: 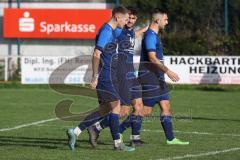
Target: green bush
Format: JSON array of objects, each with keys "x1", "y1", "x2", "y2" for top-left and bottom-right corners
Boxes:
[
  {"x1": 163, "y1": 33, "x2": 208, "y2": 55},
  {"x1": 122, "y1": 0, "x2": 240, "y2": 55}
]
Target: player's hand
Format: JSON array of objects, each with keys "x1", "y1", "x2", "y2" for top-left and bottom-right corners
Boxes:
[
  {"x1": 90, "y1": 75, "x2": 98, "y2": 90},
  {"x1": 166, "y1": 70, "x2": 180, "y2": 82}
]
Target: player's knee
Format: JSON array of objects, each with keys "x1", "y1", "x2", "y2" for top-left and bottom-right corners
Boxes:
[
  {"x1": 120, "y1": 106, "x2": 130, "y2": 117},
  {"x1": 162, "y1": 107, "x2": 172, "y2": 116},
  {"x1": 112, "y1": 104, "x2": 121, "y2": 114},
  {"x1": 133, "y1": 101, "x2": 144, "y2": 115},
  {"x1": 142, "y1": 107, "x2": 152, "y2": 117},
  {"x1": 160, "y1": 101, "x2": 172, "y2": 115}
]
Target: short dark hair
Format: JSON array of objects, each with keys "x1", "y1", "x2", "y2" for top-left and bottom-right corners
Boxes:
[
  {"x1": 126, "y1": 6, "x2": 138, "y2": 16},
  {"x1": 112, "y1": 5, "x2": 128, "y2": 16},
  {"x1": 151, "y1": 8, "x2": 168, "y2": 16}
]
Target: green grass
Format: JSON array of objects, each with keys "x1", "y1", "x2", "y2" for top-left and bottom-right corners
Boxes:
[{"x1": 0, "y1": 86, "x2": 240, "y2": 160}]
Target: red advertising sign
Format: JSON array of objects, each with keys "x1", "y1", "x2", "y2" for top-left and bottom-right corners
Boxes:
[{"x1": 3, "y1": 8, "x2": 112, "y2": 39}]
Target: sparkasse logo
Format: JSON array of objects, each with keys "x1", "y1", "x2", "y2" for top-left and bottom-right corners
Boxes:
[{"x1": 19, "y1": 11, "x2": 35, "y2": 32}]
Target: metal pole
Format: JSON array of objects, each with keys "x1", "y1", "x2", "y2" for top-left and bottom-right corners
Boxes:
[
  {"x1": 17, "y1": 0, "x2": 21, "y2": 80},
  {"x1": 224, "y1": 0, "x2": 228, "y2": 36},
  {"x1": 17, "y1": 0, "x2": 21, "y2": 54},
  {"x1": 6, "y1": 0, "x2": 13, "y2": 81},
  {"x1": 17, "y1": 0, "x2": 20, "y2": 7},
  {"x1": 5, "y1": 57, "x2": 8, "y2": 81}
]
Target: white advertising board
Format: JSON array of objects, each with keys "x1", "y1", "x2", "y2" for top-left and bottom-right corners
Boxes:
[{"x1": 21, "y1": 56, "x2": 240, "y2": 84}]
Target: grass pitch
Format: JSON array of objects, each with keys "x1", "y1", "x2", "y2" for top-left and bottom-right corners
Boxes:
[{"x1": 0, "y1": 84, "x2": 240, "y2": 160}]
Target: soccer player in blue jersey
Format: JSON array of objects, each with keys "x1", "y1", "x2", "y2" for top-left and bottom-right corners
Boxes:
[
  {"x1": 139, "y1": 8, "x2": 189, "y2": 145},
  {"x1": 66, "y1": 6, "x2": 135, "y2": 151},
  {"x1": 88, "y1": 6, "x2": 147, "y2": 147}
]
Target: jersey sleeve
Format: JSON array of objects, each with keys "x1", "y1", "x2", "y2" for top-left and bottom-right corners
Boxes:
[
  {"x1": 144, "y1": 33, "x2": 157, "y2": 53},
  {"x1": 95, "y1": 29, "x2": 112, "y2": 52}
]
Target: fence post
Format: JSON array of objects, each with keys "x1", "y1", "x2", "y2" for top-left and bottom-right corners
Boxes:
[
  {"x1": 5, "y1": 57, "x2": 8, "y2": 81},
  {"x1": 17, "y1": 0, "x2": 21, "y2": 81}
]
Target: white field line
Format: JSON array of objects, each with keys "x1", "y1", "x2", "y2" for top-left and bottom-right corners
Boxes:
[
  {"x1": 3, "y1": 120, "x2": 238, "y2": 138},
  {"x1": 0, "y1": 118, "x2": 59, "y2": 132},
  {"x1": 142, "y1": 129, "x2": 240, "y2": 137},
  {"x1": 157, "y1": 147, "x2": 240, "y2": 160},
  {"x1": 0, "y1": 105, "x2": 97, "y2": 132},
  {"x1": 0, "y1": 92, "x2": 98, "y2": 132},
  {"x1": 1, "y1": 119, "x2": 240, "y2": 138}
]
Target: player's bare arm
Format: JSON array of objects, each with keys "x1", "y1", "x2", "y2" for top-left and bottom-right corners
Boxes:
[
  {"x1": 91, "y1": 48, "x2": 101, "y2": 89},
  {"x1": 148, "y1": 52, "x2": 180, "y2": 82},
  {"x1": 135, "y1": 25, "x2": 149, "y2": 38}
]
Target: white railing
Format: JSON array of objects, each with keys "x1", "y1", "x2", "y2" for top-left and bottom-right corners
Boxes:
[{"x1": 0, "y1": 55, "x2": 20, "y2": 82}]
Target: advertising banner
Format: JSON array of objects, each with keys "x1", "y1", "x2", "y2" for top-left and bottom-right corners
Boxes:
[
  {"x1": 4, "y1": 8, "x2": 111, "y2": 39},
  {"x1": 21, "y1": 56, "x2": 240, "y2": 84}
]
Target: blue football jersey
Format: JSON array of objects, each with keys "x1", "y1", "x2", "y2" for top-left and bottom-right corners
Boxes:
[
  {"x1": 140, "y1": 28, "x2": 165, "y2": 80},
  {"x1": 115, "y1": 26, "x2": 135, "y2": 63},
  {"x1": 95, "y1": 23, "x2": 118, "y2": 82},
  {"x1": 115, "y1": 26, "x2": 136, "y2": 80}
]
